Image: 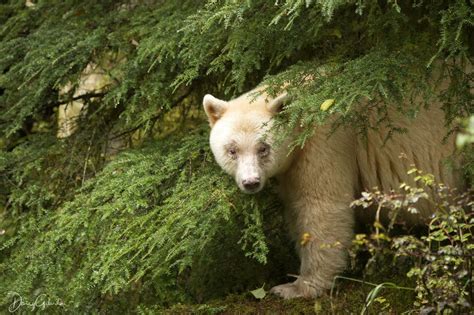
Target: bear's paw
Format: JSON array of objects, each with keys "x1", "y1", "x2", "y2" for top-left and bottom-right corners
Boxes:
[{"x1": 269, "y1": 278, "x2": 322, "y2": 299}]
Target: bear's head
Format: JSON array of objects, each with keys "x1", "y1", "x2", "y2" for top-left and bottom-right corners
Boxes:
[{"x1": 203, "y1": 89, "x2": 293, "y2": 194}]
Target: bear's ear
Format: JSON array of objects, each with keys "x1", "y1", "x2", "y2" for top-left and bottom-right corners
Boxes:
[
  {"x1": 267, "y1": 93, "x2": 290, "y2": 115},
  {"x1": 203, "y1": 94, "x2": 228, "y2": 126}
]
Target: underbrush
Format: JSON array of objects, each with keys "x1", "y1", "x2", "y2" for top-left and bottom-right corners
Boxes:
[{"x1": 350, "y1": 169, "x2": 473, "y2": 314}]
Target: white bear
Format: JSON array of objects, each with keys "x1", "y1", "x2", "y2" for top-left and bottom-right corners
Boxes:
[{"x1": 203, "y1": 86, "x2": 460, "y2": 299}]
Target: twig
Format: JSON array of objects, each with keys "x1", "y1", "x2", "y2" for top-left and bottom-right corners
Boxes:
[
  {"x1": 52, "y1": 92, "x2": 106, "y2": 107},
  {"x1": 82, "y1": 129, "x2": 96, "y2": 187}
]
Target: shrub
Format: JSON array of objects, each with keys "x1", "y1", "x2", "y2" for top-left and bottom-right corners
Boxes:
[{"x1": 351, "y1": 169, "x2": 473, "y2": 314}]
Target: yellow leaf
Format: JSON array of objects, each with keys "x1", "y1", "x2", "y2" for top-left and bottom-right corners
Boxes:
[
  {"x1": 300, "y1": 232, "x2": 312, "y2": 246},
  {"x1": 314, "y1": 299, "x2": 323, "y2": 313},
  {"x1": 320, "y1": 99, "x2": 335, "y2": 111},
  {"x1": 373, "y1": 221, "x2": 385, "y2": 230}
]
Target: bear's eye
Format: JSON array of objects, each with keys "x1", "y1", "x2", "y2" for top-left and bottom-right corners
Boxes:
[
  {"x1": 228, "y1": 147, "x2": 237, "y2": 158},
  {"x1": 258, "y1": 144, "x2": 270, "y2": 157}
]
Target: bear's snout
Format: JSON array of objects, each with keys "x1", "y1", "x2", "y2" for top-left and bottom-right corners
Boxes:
[{"x1": 242, "y1": 177, "x2": 260, "y2": 191}]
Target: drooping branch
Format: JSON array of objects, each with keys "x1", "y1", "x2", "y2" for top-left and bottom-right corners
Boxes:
[{"x1": 54, "y1": 92, "x2": 107, "y2": 107}]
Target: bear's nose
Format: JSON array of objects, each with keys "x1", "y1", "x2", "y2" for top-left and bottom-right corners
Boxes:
[{"x1": 242, "y1": 177, "x2": 260, "y2": 191}]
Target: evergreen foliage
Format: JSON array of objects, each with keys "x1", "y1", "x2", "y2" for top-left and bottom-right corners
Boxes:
[
  {"x1": 1, "y1": 129, "x2": 291, "y2": 312},
  {"x1": 0, "y1": 0, "x2": 472, "y2": 312}
]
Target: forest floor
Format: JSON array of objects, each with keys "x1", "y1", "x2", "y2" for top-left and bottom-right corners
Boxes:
[{"x1": 161, "y1": 273, "x2": 416, "y2": 314}]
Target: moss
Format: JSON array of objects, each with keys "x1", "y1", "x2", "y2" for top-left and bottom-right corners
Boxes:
[{"x1": 158, "y1": 272, "x2": 416, "y2": 314}]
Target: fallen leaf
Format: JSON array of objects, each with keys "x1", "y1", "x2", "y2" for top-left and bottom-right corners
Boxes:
[
  {"x1": 314, "y1": 299, "x2": 323, "y2": 313},
  {"x1": 320, "y1": 99, "x2": 335, "y2": 111},
  {"x1": 250, "y1": 287, "x2": 266, "y2": 300}
]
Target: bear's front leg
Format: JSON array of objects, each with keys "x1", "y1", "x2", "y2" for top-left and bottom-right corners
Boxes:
[{"x1": 270, "y1": 199, "x2": 354, "y2": 299}]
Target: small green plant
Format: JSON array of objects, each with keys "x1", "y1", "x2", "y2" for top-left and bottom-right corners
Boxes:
[
  {"x1": 330, "y1": 276, "x2": 414, "y2": 314},
  {"x1": 350, "y1": 169, "x2": 473, "y2": 314}
]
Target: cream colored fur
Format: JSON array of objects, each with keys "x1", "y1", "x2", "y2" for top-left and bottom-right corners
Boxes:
[{"x1": 203, "y1": 86, "x2": 461, "y2": 299}]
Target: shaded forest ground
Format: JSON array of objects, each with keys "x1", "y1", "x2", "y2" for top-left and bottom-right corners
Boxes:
[
  {"x1": 157, "y1": 270, "x2": 416, "y2": 314},
  {"x1": 160, "y1": 283, "x2": 414, "y2": 314}
]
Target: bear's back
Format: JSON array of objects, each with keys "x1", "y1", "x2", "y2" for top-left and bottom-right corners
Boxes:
[{"x1": 355, "y1": 105, "x2": 461, "y2": 221}]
